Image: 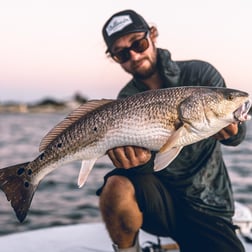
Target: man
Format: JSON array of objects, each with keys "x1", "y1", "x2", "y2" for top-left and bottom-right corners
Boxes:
[{"x1": 97, "y1": 9, "x2": 246, "y2": 252}]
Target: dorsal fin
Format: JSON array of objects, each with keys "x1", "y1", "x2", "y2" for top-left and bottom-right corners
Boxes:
[{"x1": 39, "y1": 99, "x2": 114, "y2": 152}]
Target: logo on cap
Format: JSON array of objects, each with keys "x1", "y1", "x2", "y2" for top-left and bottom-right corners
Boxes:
[{"x1": 106, "y1": 15, "x2": 132, "y2": 36}]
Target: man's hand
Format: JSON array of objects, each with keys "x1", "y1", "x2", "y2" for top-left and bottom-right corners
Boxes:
[
  {"x1": 212, "y1": 122, "x2": 239, "y2": 141},
  {"x1": 107, "y1": 146, "x2": 152, "y2": 169}
]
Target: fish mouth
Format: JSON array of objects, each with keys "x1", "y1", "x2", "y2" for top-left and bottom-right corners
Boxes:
[{"x1": 234, "y1": 100, "x2": 252, "y2": 122}]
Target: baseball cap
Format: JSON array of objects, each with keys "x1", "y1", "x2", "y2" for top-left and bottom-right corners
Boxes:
[{"x1": 102, "y1": 9, "x2": 150, "y2": 53}]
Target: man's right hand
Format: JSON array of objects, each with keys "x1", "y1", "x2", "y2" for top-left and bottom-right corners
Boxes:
[{"x1": 107, "y1": 146, "x2": 152, "y2": 169}]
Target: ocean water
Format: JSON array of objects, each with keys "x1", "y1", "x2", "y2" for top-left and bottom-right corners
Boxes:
[{"x1": 0, "y1": 113, "x2": 252, "y2": 236}]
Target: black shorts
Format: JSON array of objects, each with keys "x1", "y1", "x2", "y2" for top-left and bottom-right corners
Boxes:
[{"x1": 97, "y1": 169, "x2": 245, "y2": 252}]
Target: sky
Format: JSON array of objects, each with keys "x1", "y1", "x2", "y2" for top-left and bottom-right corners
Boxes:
[{"x1": 1, "y1": 0, "x2": 252, "y2": 103}]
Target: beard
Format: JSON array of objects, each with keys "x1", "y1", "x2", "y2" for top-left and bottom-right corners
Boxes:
[
  {"x1": 132, "y1": 62, "x2": 158, "y2": 80},
  {"x1": 122, "y1": 56, "x2": 158, "y2": 80}
]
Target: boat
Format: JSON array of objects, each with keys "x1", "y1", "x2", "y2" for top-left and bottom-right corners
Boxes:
[{"x1": 0, "y1": 201, "x2": 252, "y2": 252}]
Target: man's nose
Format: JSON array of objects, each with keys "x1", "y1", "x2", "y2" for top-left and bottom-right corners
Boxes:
[{"x1": 129, "y1": 50, "x2": 141, "y2": 61}]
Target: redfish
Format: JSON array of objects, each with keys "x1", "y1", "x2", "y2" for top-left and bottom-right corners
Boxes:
[{"x1": 0, "y1": 86, "x2": 251, "y2": 222}]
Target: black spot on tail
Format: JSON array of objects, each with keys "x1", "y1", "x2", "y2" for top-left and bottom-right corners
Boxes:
[
  {"x1": 39, "y1": 153, "x2": 45, "y2": 160},
  {"x1": 57, "y1": 143, "x2": 62, "y2": 148},
  {"x1": 0, "y1": 162, "x2": 38, "y2": 223},
  {"x1": 17, "y1": 167, "x2": 25, "y2": 175},
  {"x1": 24, "y1": 181, "x2": 30, "y2": 188}
]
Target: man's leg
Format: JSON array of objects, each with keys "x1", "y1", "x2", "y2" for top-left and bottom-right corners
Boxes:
[
  {"x1": 175, "y1": 207, "x2": 245, "y2": 252},
  {"x1": 99, "y1": 175, "x2": 143, "y2": 249}
]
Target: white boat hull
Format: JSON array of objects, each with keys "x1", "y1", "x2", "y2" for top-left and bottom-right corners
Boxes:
[
  {"x1": 0, "y1": 202, "x2": 252, "y2": 251},
  {"x1": 0, "y1": 221, "x2": 251, "y2": 252}
]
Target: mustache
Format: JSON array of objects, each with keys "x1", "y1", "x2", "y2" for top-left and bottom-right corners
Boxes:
[
  {"x1": 132, "y1": 62, "x2": 158, "y2": 80},
  {"x1": 131, "y1": 56, "x2": 148, "y2": 68}
]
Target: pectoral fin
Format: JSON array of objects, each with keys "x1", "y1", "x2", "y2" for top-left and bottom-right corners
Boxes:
[
  {"x1": 77, "y1": 159, "x2": 97, "y2": 188},
  {"x1": 159, "y1": 126, "x2": 186, "y2": 153},
  {"x1": 154, "y1": 126, "x2": 188, "y2": 171},
  {"x1": 154, "y1": 146, "x2": 183, "y2": 171}
]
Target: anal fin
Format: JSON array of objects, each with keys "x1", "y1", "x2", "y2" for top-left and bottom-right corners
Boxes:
[{"x1": 77, "y1": 159, "x2": 97, "y2": 188}]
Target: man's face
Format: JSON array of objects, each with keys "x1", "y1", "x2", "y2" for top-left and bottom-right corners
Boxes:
[{"x1": 110, "y1": 32, "x2": 158, "y2": 80}]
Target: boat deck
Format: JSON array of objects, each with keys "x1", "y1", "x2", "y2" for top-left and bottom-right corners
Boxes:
[{"x1": 0, "y1": 222, "x2": 252, "y2": 251}]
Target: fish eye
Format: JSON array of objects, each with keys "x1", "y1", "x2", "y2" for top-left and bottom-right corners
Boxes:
[{"x1": 227, "y1": 94, "x2": 234, "y2": 100}]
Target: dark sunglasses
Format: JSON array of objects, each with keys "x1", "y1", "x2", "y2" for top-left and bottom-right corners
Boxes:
[{"x1": 110, "y1": 32, "x2": 150, "y2": 64}]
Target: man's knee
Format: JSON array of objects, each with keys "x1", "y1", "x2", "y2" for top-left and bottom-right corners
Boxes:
[
  {"x1": 99, "y1": 175, "x2": 143, "y2": 230},
  {"x1": 101, "y1": 175, "x2": 134, "y2": 196},
  {"x1": 99, "y1": 175, "x2": 136, "y2": 211}
]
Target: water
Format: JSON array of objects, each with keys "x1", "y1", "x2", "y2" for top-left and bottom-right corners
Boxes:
[{"x1": 0, "y1": 113, "x2": 252, "y2": 236}]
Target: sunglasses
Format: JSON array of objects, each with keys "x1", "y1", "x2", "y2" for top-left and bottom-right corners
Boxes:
[{"x1": 110, "y1": 32, "x2": 150, "y2": 64}]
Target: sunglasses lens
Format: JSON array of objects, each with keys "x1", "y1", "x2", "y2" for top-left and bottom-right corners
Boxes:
[
  {"x1": 112, "y1": 50, "x2": 130, "y2": 63},
  {"x1": 131, "y1": 38, "x2": 149, "y2": 53}
]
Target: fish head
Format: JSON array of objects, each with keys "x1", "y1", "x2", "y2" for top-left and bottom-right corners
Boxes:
[
  {"x1": 203, "y1": 87, "x2": 251, "y2": 123},
  {"x1": 176, "y1": 87, "x2": 251, "y2": 145}
]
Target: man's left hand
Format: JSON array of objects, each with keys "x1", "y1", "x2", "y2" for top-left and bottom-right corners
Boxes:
[{"x1": 212, "y1": 122, "x2": 239, "y2": 141}]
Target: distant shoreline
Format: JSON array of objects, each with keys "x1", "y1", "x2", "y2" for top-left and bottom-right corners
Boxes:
[{"x1": 0, "y1": 93, "x2": 88, "y2": 114}]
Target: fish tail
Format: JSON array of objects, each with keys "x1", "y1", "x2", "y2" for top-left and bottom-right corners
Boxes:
[{"x1": 0, "y1": 162, "x2": 38, "y2": 223}]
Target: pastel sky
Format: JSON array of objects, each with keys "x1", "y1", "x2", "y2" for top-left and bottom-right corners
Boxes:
[{"x1": 1, "y1": 0, "x2": 252, "y2": 103}]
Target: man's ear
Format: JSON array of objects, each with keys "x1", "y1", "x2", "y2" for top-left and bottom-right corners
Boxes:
[{"x1": 149, "y1": 26, "x2": 159, "y2": 42}]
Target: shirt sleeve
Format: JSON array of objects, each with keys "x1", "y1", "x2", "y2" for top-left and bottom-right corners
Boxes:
[{"x1": 197, "y1": 60, "x2": 226, "y2": 88}]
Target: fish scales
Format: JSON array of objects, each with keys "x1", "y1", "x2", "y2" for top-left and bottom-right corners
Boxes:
[
  {"x1": 29, "y1": 87, "x2": 190, "y2": 177},
  {"x1": 84, "y1": 89, "x2": 181, "y2": 150},
  {"x1": 0, "y1": 86, "x2": 251, "y2": 222}
]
